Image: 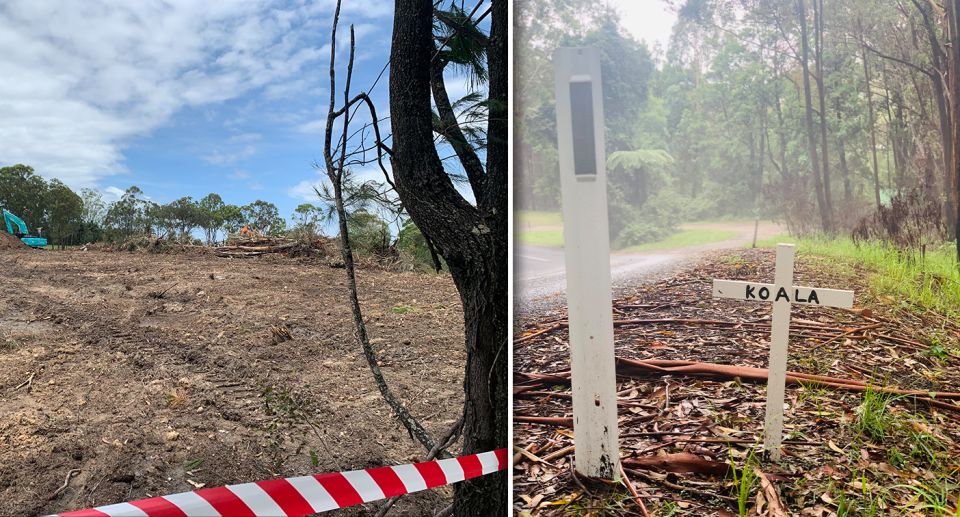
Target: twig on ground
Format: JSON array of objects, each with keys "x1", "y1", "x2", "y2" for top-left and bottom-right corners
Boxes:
[
  {"x1": 434, "y1": 504, "x2": 454, "y2": 517},
  {"x1": 49, "y1": 469, "x2": 80, "y2": 500},
  {"x1": 569, "y1": 457, "x2": 593, "y2": 499},
  {"x1": 541, "y1": 445, "x2": 575, "y2": 462},
  {"x1": 618, "y1": 462, "x2": 650, "y2": 517},
  {"x1": 14, "y1": 370, "x2": 37, "y2": 391},
  {"x1": 811, "y1": 322, "x2": 885, "y2": 350}
]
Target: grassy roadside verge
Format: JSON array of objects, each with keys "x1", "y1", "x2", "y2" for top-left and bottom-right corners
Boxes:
[
  {"x1": 622, "y1": 229, "x2": 738, "y2": 251},
  {"x1": 753, "y1": 234, "x2": 960, "y2": 317},
  {"x1": 514, "y1": 210, "x2": 562, "y2": 227}
]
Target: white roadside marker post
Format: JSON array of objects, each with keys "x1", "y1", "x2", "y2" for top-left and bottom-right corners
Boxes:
[
  {"x1": 554, "y1": 46, "x2": 618, "y2": 478},
  {"x1": 712, "y1": 244, "x2": 854, "y2": 461}
]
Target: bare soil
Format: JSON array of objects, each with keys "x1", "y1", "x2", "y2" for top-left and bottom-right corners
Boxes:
[
  {"x1": 0, "y1": 230, "x2": 30, "y2": 250},
  {"x1": 0, "y1": 249, "x2": 466, "y2": 516}
]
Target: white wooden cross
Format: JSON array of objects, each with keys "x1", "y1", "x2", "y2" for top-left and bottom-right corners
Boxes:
[{"x1": 712, "y1": 244, "x2": 854, "y2": 461}]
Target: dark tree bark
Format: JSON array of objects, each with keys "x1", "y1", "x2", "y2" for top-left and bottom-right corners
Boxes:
[
  {"x1": 797, "y1": 0, "x2": 832, "y2": 232},
  {"x1": 911, "y1": 0, "x2": 956, "y2": 234},
  {"x1": 948, "y1": 0, "x2": 960, "y2": 253},
  {"x1": 389, "y1": 1, "x2": 508, "y2": 515}
]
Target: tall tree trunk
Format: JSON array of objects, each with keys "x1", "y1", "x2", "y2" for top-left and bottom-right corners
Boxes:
[
  {"x1": 813, "y1": 0, "x2": 833, "y2": 220},
  {"x1": 861, "y1": 41, "x2": 882, "y2": 209},
  {"x1": 390, "y1": 1, "x2": 507, "y2": 515},
  {"x1": 947, "y1": 0, "x2": 960, "y2": 248},
  {"x1": 798, "y1": 0, "x2": 832, "y2": 232},
  {"x1": 836, "y1": 99, "x2": 851, "y2": 201}
]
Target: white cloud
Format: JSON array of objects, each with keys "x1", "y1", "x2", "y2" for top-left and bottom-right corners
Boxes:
[
  {"x1": 249, "y1": 182, "x2": 264, "y2": 191},
  {"x1": 297, "y1": 119, "x2": 328, "y2": 134},
  {"x1": 227, "y1": 169, "x2": 250, "y2": 180},
  {"x1": 201, "y1": 145, "x2": 257, "y2": 165},
  {"x1": 287, "y1": 179, "x2": 321, "y2": 201},
  {"x1": 0, "y1": 0, "x2": 390, "y2": 188},
  {"x1": 228, "y1": 133, "x2": 262, "y2": 143},
  {"x1": 104, "y1": 186, "x2": 126, "y2": 201}
]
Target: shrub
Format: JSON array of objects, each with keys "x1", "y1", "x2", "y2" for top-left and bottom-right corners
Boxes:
[{"x1": 852, "y1": 189, "x2": 946, "y2": 254}]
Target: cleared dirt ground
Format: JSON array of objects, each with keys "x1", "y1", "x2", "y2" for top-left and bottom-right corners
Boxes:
[{"x1": 0, "y1": 248, "x2": 466, "y2": 516}]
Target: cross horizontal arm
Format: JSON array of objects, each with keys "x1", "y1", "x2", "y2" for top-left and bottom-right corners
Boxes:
[{"x1": 712, "y1": 279, "x2": 854, "y2": 308}]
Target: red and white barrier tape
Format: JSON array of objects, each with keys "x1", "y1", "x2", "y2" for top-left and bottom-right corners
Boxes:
[{"x1": 48, "y1": 448, "x2": 507, "y2": 517}]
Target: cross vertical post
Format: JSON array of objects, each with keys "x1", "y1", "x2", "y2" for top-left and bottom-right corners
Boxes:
[
  {"x1": 766, "y1": 244, "x2": 795, "y2": 460},
  {"x1": 712, "y1": 244, "x2": 854, "y2": 462},
  {"x1": 554, "y1": 46, "x2": 618, "y2": 478}
]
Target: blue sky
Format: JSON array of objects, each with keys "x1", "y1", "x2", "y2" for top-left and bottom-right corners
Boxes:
[{"x1": 0, "y1": 0, "x2": 482, "y2": 232}]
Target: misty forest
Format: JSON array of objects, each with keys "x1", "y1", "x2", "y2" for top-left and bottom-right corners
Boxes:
[{"x1": 515, "y1": 0, "x2": 960, "y2": 258}]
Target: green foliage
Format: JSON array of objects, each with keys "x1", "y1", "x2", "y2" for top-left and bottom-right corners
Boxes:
[
  {"x1": 241, "y1": 200, "x2": 285, "y2": 236},
  {"x1": 607, "y1": 149, "x2": 674, "y2": 172},
  {"x1": 198, "y1": 193, "x2": 226, "y2": 244},
  {"x1": 728, "y1": 448, "x2": 759, "y2": 517},
  {"x1": 218, "y1": 204, "x2": 245, "y2": 237},
  {"x1": 396, "y1": 218, "x2": 441, "y2": 270},
  {"x1": 612, "y1": 189, "x2": 685, "y2": 249},
  {"x1": 80, "y1": 188, "x2": 106, "y2": 227},
  {"x1": 346, "y1": 209, "x2": 391, "y2": 255},
  {"x1": 291, "y1": 203, "x2": 323, "y2": 237},
  {"x1": 855, "y1": 384, "x2": 903, "y2": 443},
  {"x1": 0, "y1": 164, "x2": 48, "y2": 234},
  {"x1": 893, "y1": 478, "x2": 959, "y2": 517},
  {"x1": 45, "y1": 179, "x2": 83, "y2": 249},
  {"x1": 789, "y1": 236, "x2": 960, "y2": 317},
  {"x1": 257, "y1": 382, "x2": 338, "y2": 474}
]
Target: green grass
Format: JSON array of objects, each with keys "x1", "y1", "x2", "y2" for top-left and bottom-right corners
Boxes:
[
  {"x1": 622, "y1": 229, "x2": 739, "y2": 251},
  {"x1": 514, "y1": 210, "x2": 562, "y2": 227},
  {"x1": 752, "y1": 234, "x2": 960, "y2": 317},
  {"x1": 514, "y1": 230, "x2": 564, "y2": 247}
]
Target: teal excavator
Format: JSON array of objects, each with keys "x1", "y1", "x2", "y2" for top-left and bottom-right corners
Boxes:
[{"x1": 2, "y1": 208, "x2": 46, "y2": 247}]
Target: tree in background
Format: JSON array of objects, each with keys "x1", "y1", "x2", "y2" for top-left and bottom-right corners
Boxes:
[
  {"x1": 198, "y1": 193, "x2": 226, "y2": 245},
  {"x1": 291, "y1": 203, "x2": 322, "y2": 237},
  {"x1": 515, "y1": 0, "x2": 960, "y2": 251},
  {"x1": 79, "y1": 188, "x2": 106, "y2": 228},
  {"x1": 164, "y1": 197, "x2": 206, "y2": 241},
  {"x1": 103, "y1": 186, "x2": 146, "y2": 241},
  {"x1": 345, "y1": 209, "x2": 391, "y2": 255},
  {"x1": 396, "y1": 218, "x2": 438, "y2": 269},
  {"x1": 606, "y1": 149, "x2": 676, "y2": 246},
  {"x1": 218, "y1": 204, "x2": 246, "y2": 238},
  {"x1": 44, "y1": 179, "x2": 83, "y2": 248},
  {"x1": 241, "y1": 200, "x2": 284, "y2": 236},
  {"x1": 0, "y1": 164, "x2": 48, "y2": 234}
]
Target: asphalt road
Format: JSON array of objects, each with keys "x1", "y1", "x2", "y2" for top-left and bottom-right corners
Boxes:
[
  {"x1": 512, "y1": 221, "x2": 786, "y2": 320},
  {"x1": 513, "y1": 242, "x2": 694, "y2": 320}
]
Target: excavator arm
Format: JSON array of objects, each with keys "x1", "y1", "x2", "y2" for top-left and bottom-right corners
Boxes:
[
  {"x1": 2, "y1": 209, "x2": 46, "y2": 247},
  {"x1": 3, "y1": 209, "x2": 28, "y2": 235}
]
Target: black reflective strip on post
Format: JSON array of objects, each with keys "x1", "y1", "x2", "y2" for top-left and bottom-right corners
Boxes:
[{"x1": 569, "y1": 80, "x2": 597, "y2": 176}]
